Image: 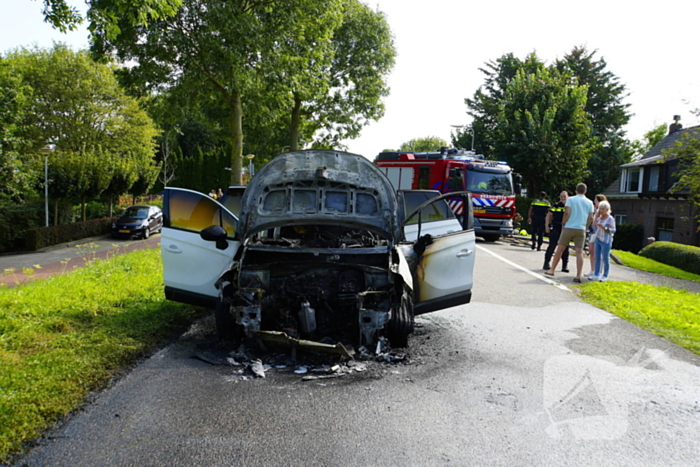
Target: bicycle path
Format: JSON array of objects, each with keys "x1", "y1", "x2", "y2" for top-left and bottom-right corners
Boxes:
[{"x1": 0, "y1": 234, "x2": 161, "y2": 288}]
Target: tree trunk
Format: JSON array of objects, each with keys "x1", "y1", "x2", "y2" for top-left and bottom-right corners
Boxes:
[
  {"x1": 289, "y1": 96, "x2": 302, "y2": 151},
  {"x1": 109, "y1": 194, "x2": 114, "y2": 217},
  {"x1": 81, "y1": 197, "x2": 87, "y2": 222},
  {"x1": 229, "y1": 89, "x2": 244, "y2": 186}
]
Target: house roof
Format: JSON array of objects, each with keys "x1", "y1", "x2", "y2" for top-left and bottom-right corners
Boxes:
[{"x1": 621, "y1": 124, "x2": 700, "y2": 168}]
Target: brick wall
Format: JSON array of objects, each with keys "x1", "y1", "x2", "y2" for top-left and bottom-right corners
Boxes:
[{"x1": 611, "y1": 198, "x2": 699, "y2": 247}]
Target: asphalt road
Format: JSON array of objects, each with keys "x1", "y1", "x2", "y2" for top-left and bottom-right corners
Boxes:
[{"x1": 12, "y1": 236, "x2": 700, "y2": 467}]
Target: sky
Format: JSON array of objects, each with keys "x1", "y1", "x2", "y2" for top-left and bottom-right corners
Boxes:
[{"x1": 2, "y1": 0, "x2": 699, "y2": 159}]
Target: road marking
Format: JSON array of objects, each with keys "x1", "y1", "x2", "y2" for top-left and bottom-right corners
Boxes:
[{"x1": 476, "y1": 245, "x2": 572, "y2": 292}]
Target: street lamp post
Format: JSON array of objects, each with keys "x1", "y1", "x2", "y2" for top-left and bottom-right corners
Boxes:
[
  {"x1": 450, "y1": 124, "x2": 474, "y2": 151},
  {"x1": 39, "y1": 144, "x2": 55, "y2": 227},
  {"x1": 245, "y1": 154, "x2": 255, "y2": 178}
]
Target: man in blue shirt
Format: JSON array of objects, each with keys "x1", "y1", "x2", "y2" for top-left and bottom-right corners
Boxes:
[{"x1": 544, "y1": 183, "x2": 594, "y2": 283}]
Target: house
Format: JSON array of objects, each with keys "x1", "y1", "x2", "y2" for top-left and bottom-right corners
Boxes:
[{"x1": 602, "y1": 117, "x2": 700, "y2": 247}]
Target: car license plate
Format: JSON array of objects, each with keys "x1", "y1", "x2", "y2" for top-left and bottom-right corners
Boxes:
[
  {"x1": 119, "y1": 229, "x2": 130, "y2": 233},
  {"x1": 473, "y1": 209, "x2": 486, "y2": 214}
]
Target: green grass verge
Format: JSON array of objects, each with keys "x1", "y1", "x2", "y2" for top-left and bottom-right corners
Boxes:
[
  {"x1": 0, "y1": 248, "x2": 205, "y2": 462},
  {"x1": 577, "y1": 281, "x2": 700, "y2": 356},
  {"x1": 614, "y1": 250, "x2": 700, "y2": 282}
]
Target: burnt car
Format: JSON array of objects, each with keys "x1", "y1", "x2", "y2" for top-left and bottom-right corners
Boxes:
[
  {"x1": 161, "y1": 150, "x2": 475, "y2": 349},
  {"x1": 111, "y1": 205, "x2": 163, "y2": 239}
]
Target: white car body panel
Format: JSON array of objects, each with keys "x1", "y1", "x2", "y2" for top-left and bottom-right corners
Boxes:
[
  {"x1": 161, "y1": 227, "x2": 239, "y2": 299},
  {"x1": 414, "y1": 229, "x2": 475, "y2": 303}
]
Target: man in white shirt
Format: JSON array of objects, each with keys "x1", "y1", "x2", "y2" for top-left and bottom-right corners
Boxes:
[{"x1": 544, "y1": 183, "x2": 594, "y2": 283}]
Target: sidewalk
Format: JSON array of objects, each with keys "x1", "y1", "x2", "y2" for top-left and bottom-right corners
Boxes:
[
  {"x1": 0, "y1": 234, "x2": 161, "y2": 288},
  {"x1": 504, "y1": 234, "x2": 700, "y2": 294}
]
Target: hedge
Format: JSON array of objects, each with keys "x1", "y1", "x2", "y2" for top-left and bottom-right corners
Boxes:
[
  {"x1": 0, "y1": 201, "x2": 44, "y2": 253},
  {"x1": 24, "y1": 217, "x2": 116, "y2": 251},
  {"x1": 638, "y1": 241, "x2": 700, "y2": 275},
  {"x1": 612, "y1": 223, "x2": 645, "y2": 254}
]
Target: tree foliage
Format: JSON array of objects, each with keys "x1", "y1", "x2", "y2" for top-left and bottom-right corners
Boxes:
[
  {"x1": 3, "y1": 44, "x2": 159, "y2": 221},
  {"x1": 666, "y1": 126, "x2": 700, "y2": 222},
  {"x1": 38, "y1": 0, "x2": 182, "y2": 38},
  {"x1": 95, "y1": 0, "x2": 344, "y2": 185},
  {"x1": 95, "y1": 0, "x2": 395, "y2": 184},
  {"x1": 464, "y1": 48, "x2": 632, "y2": 195},
  {"x1": 494, "y1": 66, "x2": 592, "y2": 195},
  {"x1": 304, "y1": 0, "x2": 396, "y2": 149},
  {"x1": 463, "y1": 53, "x2": 546, "y2": 156},
  {"x1": 399, "y1": 136, "x2": 448, "y2": 152},
  {"x1": 0, "y1": 57, "x2": 36, "y2": 200},
  {"x1": 554, "y1": 47, "x2": 633, "y2": 194},
  {"x1": 631, "y1": 124, "x2": 666, "y2": 158}
]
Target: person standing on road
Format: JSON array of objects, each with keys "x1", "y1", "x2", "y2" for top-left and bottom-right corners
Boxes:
[
  {"x1": 585, "y1": 194, "x2": 608, "y2": 278},
  {"x1": 528, "y1": 192, "x2": 551, "y2": 251},
  {"x1": 545, "y1": 183, "x2": 594, "y2": 283},
  {"x1": 590, "y1": 200, "x2": 616, "y2": 282},
  {"x1": 543, "y1": 191, "x2": 570, "y2": 272}
]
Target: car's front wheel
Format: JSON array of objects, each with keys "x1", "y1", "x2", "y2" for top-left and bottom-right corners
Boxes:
[
  {"x1": 215, "y1": 295, "x2": 236, "y2": 341},
  {"x1": 143, "y1": 227, "x2": 150, "y2": 240},
  {"x1": 386, "y1": 286, "x2": 414, "y2": 348}
]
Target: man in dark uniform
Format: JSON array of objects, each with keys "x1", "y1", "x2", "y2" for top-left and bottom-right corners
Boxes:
[
  {"x1": 527, "y1": 191, "x2": 550, "y2": 251},
  {"x1": 543, "y1": 191, "x2": 570, "y2": 272}
]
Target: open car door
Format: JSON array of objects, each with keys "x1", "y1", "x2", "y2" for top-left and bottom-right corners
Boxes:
[
  {"x1": 401, "y1": 191, "x2": 476, "y2": 315},
  {"x1": 161, "y1": 188, "x2": 241, "y2": 309}
]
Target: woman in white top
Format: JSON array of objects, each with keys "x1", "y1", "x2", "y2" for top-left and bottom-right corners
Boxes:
[
  {"x1": 589, "y1": 200, "x2": 616, "y2": 282},
  {"x1": 586, "y1": 194, "x2": 607, "y2": 277}
]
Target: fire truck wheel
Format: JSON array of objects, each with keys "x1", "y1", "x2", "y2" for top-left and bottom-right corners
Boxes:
[{"x1": 386, "y1": 287, "x2": 414, "y2": 348}]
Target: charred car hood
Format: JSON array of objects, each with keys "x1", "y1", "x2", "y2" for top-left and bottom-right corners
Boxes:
[{"x1": 238, "y1": 150, "x2": 401, "y2": 241}]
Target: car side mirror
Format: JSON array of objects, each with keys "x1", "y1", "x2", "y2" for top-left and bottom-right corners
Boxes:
[{"x1": 200, "y1": 225, "x2": 229, "y2": 250}]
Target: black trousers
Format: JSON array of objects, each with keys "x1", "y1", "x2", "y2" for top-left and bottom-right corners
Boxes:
[
  {"x1": 545, "y1": 226, "x2": 569, "y2": 265},
  {"x1": 531, "y1": 217, "x2": 546, "y2": 249}
]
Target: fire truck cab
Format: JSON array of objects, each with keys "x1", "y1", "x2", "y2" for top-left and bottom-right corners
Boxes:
[{"x1": 375, "y1": 148, "x2": 521, "y2": 242}]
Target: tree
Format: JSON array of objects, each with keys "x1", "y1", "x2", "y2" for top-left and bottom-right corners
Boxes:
[
  {"x1": 631, "y1": 124, "x2": 666, "y2": 159},
  {"x1": 665, "y1": 114, "x2": 700, "y2": 225},
  {"x1": 399, "y1": 136, "x2": 447, "y2": 152},
  {"x1": 297, "y1": 0, "x2": 396, "y2": 149},
  {"x1": 554, "y1": 47, "x2": 633, "y2": 195},
  {"x1": 94, "y1": 0, "x2": 346, "y2": 186},
  {"x1": 464, "y1": 52, "x2": 547, "y2": 156},
  {"x1": 0, "y1": 57, "x2": 36, "y2": 201},
  {"x1": 38, "y1": 0, "x2": 182, "y2": 38},
  {"x1": 494, "y1": 67, "x2": 592, "y2": 195},
  {"x1": 4, "y1": 44, "x2": 159, "y2": 222}
]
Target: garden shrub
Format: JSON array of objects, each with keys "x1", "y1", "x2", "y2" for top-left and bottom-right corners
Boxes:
[
  {"x1": 0, "y1": 200, "x2": 43, "y2": 253},
  {"x1": 612, "y1": 223, "x2": 645, "y2": 253},
  {"x1": 638, "y1": 241, "x2": 700, "y2": 275}
]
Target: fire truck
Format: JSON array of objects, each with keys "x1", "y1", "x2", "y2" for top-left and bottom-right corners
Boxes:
[{"x1": 375, "y1": 148, "x2": 521, "y2": 242}]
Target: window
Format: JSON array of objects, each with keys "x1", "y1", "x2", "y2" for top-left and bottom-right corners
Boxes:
[
  {"x1": 621, "y1": 167, "x2": 643, "y2": 193},
  {"x1": 402, "y1": 191, "x2": 455, "y2": 225},
  {"x1": 648, "y1": 166, "x2": 660, "y2": 192},
  {"x1": 418, "y1": 167, "x2": 430, "y2": 189},
  {"x1": 656, "y1": 217, "x2": 674, "y2": 242},
  {"x1": 614, "y1": 214, "x2": 626, "y2": 225},
  {"x1": 167, "y1": 190, "x2": 237, "y2": 237}
]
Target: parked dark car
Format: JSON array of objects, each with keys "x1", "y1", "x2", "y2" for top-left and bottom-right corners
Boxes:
[{"x1": 111, "y1": 205, "x2": 163, "y2": 240}]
